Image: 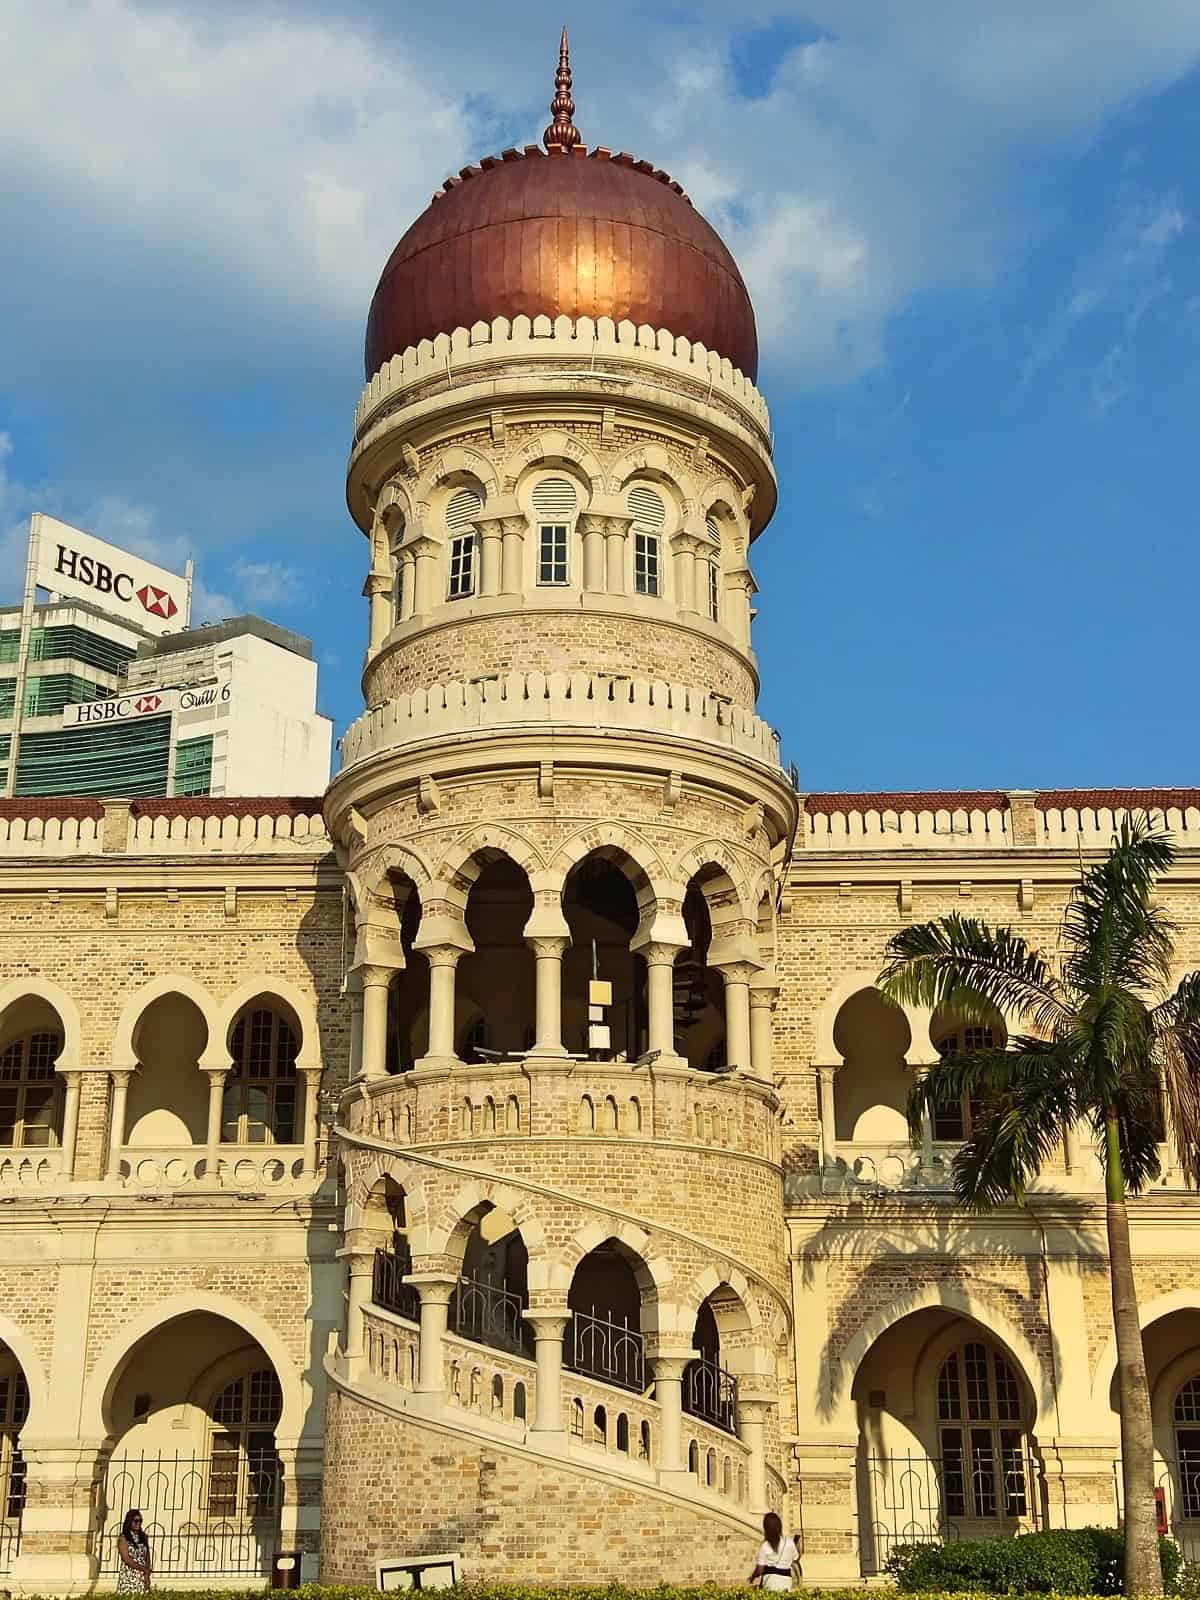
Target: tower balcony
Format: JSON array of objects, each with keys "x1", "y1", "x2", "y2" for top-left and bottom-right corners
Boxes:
[{"x1": 340, "y1": 668, "x2": 782, "y2": 774}]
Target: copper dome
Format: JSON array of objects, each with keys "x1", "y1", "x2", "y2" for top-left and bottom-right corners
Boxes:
[{"x1": 365, "y1": 144, "x2": 759, "y2": 382}]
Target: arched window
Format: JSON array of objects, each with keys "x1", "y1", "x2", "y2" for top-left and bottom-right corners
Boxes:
[
  {"x1": 1173, "y1": 1377, "x2": 1200, "y2": 1517},
  {"x1": 208, "y1": 1367, "x2": 282, "y2": 1519},
  {"x1": 222, "y1": 1009, "x2": 298, "y2": 1145},
  {"x1": 933, "y1": 1025, "x2": 996, "y2": 1140},
  {"x1": 445, "y1": 487, "x2": 482, "y2": 600},
  {"x1": 389, "y1": 514, "x2": 407, "y2": 620},
  {"x1": 532, "y1": 477, "x2": 577, "y2": 586},
  {"x1": 0, "y1": 1365, "x2": 28, "y2": 1522},
  {"x1": 704, "y1": 513, "x2": 722, "y2": 621},
  {"x1": 0, "y1": 1030, "x2": 63, "y2": 1148},
  {"x1": 628, "y1": 484, "x2": 665, "y2": 598},
  {"x1": 936, "y1": 1340, "x2": 1029, "y2": 1520}
]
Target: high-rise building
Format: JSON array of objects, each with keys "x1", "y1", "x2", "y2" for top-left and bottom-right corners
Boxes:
[
  {"x1": 0, "y1": 599, "x2": 332, "y2": 797},
  {"x1": 0, "y1": 34, "x2": 1197, "y2": 1596}
]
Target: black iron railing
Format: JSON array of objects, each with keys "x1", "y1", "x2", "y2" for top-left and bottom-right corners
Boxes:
[
  {"x1": 449, "y1": 1273, "x2": 528, "y2": 1356},
  {"x1": 567, "y1": 1308, "x2": 645, "y2": 1393},
  {"x1": 373, "y1": 1248, "x2": 419, "y2": 1321},
  {"x1": 99, "y1": 1451, "x2": 282, "y2": 1578},
  {"x1": 1111, "y1": 1455, "x2": 1200, "y2": 1564},
  {"x1": 0, "y1": 1517, "x2": 20, "y2": 1577},
  {"x1": 859, "y1": 1449, "x2": 1042, "y2": 1573},
  {"x1": 683, "y1": 1355, "x2": 738, "y2": 1434}
]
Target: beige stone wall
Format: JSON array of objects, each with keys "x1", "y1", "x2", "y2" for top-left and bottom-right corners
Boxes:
[
  {"x1": 321, "y1": 1382, "x2": 759, "y2": 1586},
  {"x1": 365, "y1": 609, "x2": 758, "y2": 709}
]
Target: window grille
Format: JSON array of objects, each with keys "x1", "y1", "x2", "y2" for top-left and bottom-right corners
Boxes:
[
  {"x1": 447, "y1": 532, "x2": 476, "y2": 599},
  {"x1": 531, "y1": 476, "x2": 578, "y2": 521},
  {"x1": 634, "y1": 532, "x2": 660, "y2": 596},
  {"x1": 537, "y1": 524, "x2": 569, "y2": 585},
  {"x1": 937, "y1": 1341, "x2": 1029, "y2": 1520},
  {"x1": 445, "y1": 487, "x2": 482, "y2": 529},
  {"x1": 0, "y1": 1032, "x2": 63, "y2": 1148},
  {"x1": 1177, "y1": 1379, "x2": 1200, "y2": 1423},
  {"x1": 208, "y1": 1369, "x2": 282, "y2": 1520},
  {"x1": 934, "y1": 1025, "x2": 995, "y2": 1140},
  {"x1": 708, "y1": 561, "x2": 720, "y2": 621},
  {"x1": 221, "y1": 1010, "x2": 298, "y2": 1145},
  {"x1": 705, "y1": 512, "x2": 722, "y2": 545},
  {"x1": 393, "y1": 560, "x2": 405, "y2": 620}
]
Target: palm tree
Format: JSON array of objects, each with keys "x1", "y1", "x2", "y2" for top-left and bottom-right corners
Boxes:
[{"x1": 876, "y1": 818, "x2": 1200, "y2": 1597}]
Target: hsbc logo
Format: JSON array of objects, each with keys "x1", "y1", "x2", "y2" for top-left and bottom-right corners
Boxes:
[
  {"x1": 52, "y1": 544, "x2": 181, "y2": 622},
  {"x1": 134, "y1": 694, "x2": 162, "y2": 713},
  {"x1": 136, "y1": 583, "x2": 178, "y2": 621}
]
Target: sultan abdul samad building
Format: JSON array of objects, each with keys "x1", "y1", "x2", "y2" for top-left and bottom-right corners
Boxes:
[{"x1": 3, "y1": 36, "x2": 1200, "y2": 1593}]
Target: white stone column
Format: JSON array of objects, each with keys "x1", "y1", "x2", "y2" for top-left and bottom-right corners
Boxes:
[
  {"x1": 300, "y1": 1066, "x2": 323, "y2": 1178},
  {"x1": 202, "y1": 1066, "x2": 228, "y2": 1182},
  {"x1": 105, "y1": 1069, "x2": 133, "y2": 1180},
  {"x1": 478, "y1": 518, "x2": 504, "y2": 597},
  {"x1": 749, "y1": 978, "x2": 779, "y2": 1077},
  {"x1": 501, "y1": 515, "x2": 525, "y2": 594},
  {"x1": 524, "y1": 1311, "x2": 569, "y2": 1434},
  {"x1": 360, "y1": 963, "x2": 393, "y2": 1080},
  {"x1": 816, "y1": 1063, "x2": 838, "y2": 1166},
  {"x1": 738, "y1": 1394, "x2": 771, "y2": 1511},
  {"x1": 411, "y1": 536, "x2": 439, "y2": 618},
  {"x1": 651, "y1": 1353, "x2": 689, "y2": 1474},
  {"x1": 604, "y1": 517, "x2": 629, "y2": 595},
  {"x1": 580, "y1": 513, "x2": 607, "y2": 592},
  {"x1": 341, "y1": 1245, "x2": 376, "y2": 1368},
  {"x1": 716, "y1": 961, "x2": 755, "y2": 1072},
  {"x1": 399, "y1": 548, "x2": 417, "y2": 622},
  {"x1": 527, "y1": 934, "x2": 570, "y2": 1057},
  {"x1": 365, "y1": 569, "x2": 391, "y2": 651},
  {"x1": 672, "y1": 539, "x2": 696, "y2": 613},
  {"x1": 641, "y1": 941, "x2": 685, "y2": 1060},
  {"x1": 411, "y1": 1274, "x2": 457, "y2": 1396},
  {"x1": 423, "y1": 945, "x2": 463, "y2": 1063},
  {"x1": 59, "y1": 1069, "x2": 82, "y2": 1181},
  {"x1": 911, "y1": 1061, "x2": 936, "y2": 1168}
]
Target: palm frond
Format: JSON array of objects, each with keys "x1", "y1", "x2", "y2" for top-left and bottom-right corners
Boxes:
[
  {"x1": 1060, "y1": 817, "x2": 1176, "y2": 998},
  {"x1": 878, "y1": 915, "x2": 1069, "y2": 1036},
  {"x1": 1152, "y1": 971, "x2": 1200, "y2": 1188},
  {"x1": 944, "y1": 1045, "x2": 1077, "y2": 1209},
  {"x1": 1092, "y1": 1074, "x2": 1165, "y2": 1194}
]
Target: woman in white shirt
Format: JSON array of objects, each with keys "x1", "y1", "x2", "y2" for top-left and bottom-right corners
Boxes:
[{"x1": 750, "y1": 1511, "x2": 801, "y2": 1590}]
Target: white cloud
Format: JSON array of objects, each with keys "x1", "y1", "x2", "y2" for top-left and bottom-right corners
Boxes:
[{"x1": 233, "y1": 560, "x2": 304, "y2": 608}]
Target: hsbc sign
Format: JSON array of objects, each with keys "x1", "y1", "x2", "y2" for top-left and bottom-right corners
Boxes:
[
  {"x1": 62, "y1": 690, "x2": 179, "y2": 728},
  {"x1": 31, "y1": 514, "x2": 190, "y2": 637}
]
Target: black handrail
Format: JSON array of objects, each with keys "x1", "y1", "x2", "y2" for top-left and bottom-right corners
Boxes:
[{"x1": 683, "y1": 1354, "x2": 738, "y2": 1434}]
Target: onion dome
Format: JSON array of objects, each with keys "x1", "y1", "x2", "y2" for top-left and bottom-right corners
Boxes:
[{"x1": 364, "y1": 29, "x2": 758, "y2": 381}]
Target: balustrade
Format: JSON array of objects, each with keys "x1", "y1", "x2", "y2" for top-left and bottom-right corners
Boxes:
[{"x1": 566, "y1": 1308, "x2": 645, "y2": 1393}]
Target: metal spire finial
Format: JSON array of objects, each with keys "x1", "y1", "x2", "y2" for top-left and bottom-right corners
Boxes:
[{"x1": 543, "y1": 24, "x2": 582, "y2": 151}]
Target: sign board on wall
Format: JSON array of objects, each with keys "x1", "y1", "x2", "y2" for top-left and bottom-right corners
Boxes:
[
  {"x1": 61, "y1": 683, "x2": 229, "y2": 730},
  {"x1": 32, "y1": 514, "x2": 191, "y2": 636}
]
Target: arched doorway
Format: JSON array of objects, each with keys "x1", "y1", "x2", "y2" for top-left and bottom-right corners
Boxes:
[
  {"x1": 99, "y1": 1311, "x2": 289, "y2": 1581},
  {"x1": 566, "y1": 1240, "x2": 648, "y2": 1393},
  {"x1": 449, "y1": 1206, "x2": 532, "y2": 1359},
  {"x1": 0, "y1": 1342, "x2": 28, "y2": 1576},
  {"x1": 456, "y1": 854, "x2": 535, "y2": 1059},
  {"x1": 852, "y1": 1307, "x2": 1041, "y2": 1574},
  {"x1": 562, "y1": 852, "x2": 648, "y2": 1060}
]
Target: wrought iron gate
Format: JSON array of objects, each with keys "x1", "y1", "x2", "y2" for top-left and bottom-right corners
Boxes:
[{"x1": 99, "y1": 1451, "x2": 282, "y2": 1578}]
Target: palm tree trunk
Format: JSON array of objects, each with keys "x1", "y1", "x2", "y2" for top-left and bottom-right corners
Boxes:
[{"x1": 1105, "y1": 1112, "x2": 1162, "y2": 1595}]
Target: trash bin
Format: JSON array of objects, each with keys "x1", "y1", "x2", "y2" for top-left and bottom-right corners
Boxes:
[{"x1": 272, "y1": 1550, "x2": 302, "y2": 1590}]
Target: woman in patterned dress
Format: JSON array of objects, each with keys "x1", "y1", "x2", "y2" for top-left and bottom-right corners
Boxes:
[{"x1": 116, "y1": 1508, "x2": 152, "y2": 1592}]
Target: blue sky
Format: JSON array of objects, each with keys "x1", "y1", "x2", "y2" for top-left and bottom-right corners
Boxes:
[{"x1": 3, "y1": 0, "x2": 1200, "y2": 792}]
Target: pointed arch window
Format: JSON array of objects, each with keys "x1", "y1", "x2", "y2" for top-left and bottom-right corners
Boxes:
[
  {"x1": 0, "y1": 1366, "x2": 28, "y2": 1523},
  {"x1": 445, "y1": 487, "x2": 482, "y2": 600},
  {"x1": 1174, "y1": 1377, "x2": 1200, "y2": 1517},
  {"x1": 704, "y1": 512, "x2": 722, "y2": 621},
  {"x1": 222, "y1": 1009, "x2": 298, "y2": 1145},
  {"x1": 0, "y1": 1031, "x2": 63, "y2": 1148},
  {"x1": 936, "y1": 1340, "x2": 1030, "y2": 1520},
  {"x1": 532, "y1": 477, "x2": 578, "y2": 585},
  {"x1": 628, "y1": 485, "x2": 666, "y2": 597},
  {"x1": 207, "y1": 1368, "x2": 282, "y2": 1519}
]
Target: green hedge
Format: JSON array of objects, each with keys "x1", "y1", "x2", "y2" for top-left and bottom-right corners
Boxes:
[
  {"x1": 19, "y1": 1582, "x2": 1194, "y2": 1600},
  {"x1": 886, "y1": 1528, "x2": 1183, "y2": 1593}
]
